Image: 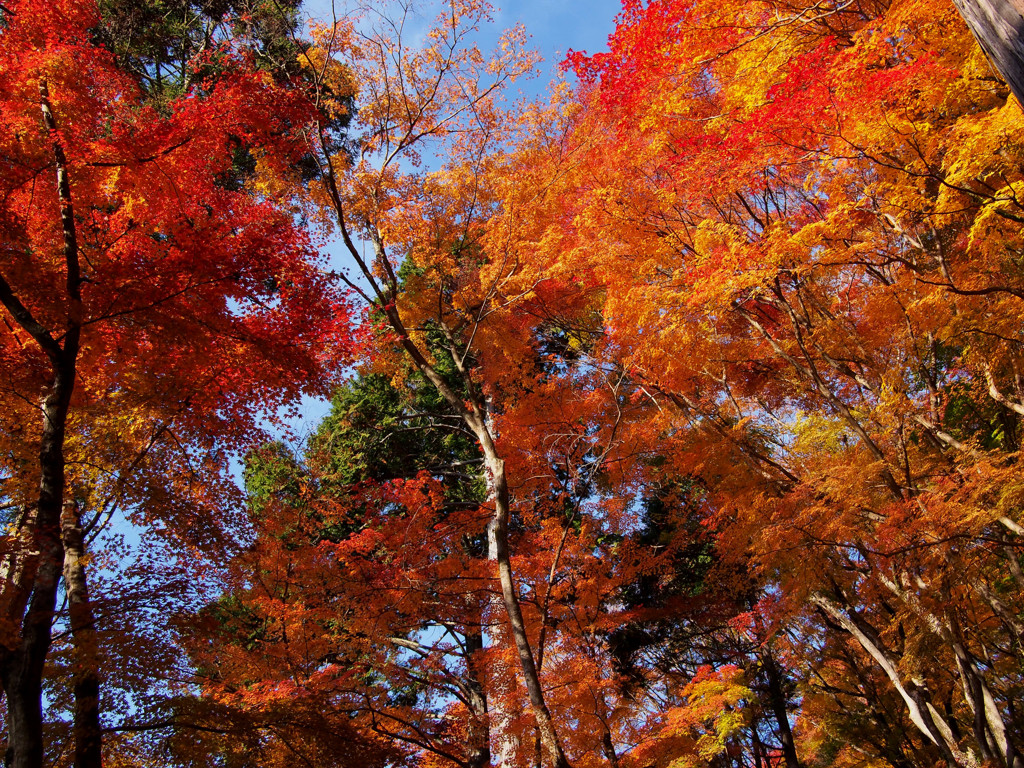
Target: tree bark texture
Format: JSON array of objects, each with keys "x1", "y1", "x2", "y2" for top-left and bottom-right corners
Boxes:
[
  {"x1": 463, "y1": 600, "x2": 491, "y2": 768},
  {"x1": 3, "y1": 544, "x2": 62, "y2": 768},
  {"x1": 953, "y1": 0, "x2": 1024, "y2": 105},
  {"x1": 61, "y1": 503, "x2": 103, "y2": 768},
  {"x1": 760, "y1": 647, "x2": 802, "y2": 768},
  {"x1": 811, "y1": 592, "x2": 980, "y2": 768}
]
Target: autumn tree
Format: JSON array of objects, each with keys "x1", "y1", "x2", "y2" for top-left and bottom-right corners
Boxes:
[
  {"x1": 8, "y1": 0, "x2": 1019, "y2": 765},
  {"x1": 178, "y1": 364, "x2": 492, "y2": 766},
  {"x1": 0, "y1": 0, "x2": 354, "y2": 765},
  {"x1": 176, "y1": 6, "x2": 702, "y2": 763},
  {"x1": 291, "y1": 4, "x2": 592, "y2": 765},
  {"x1": 547, "y1": 0, "x2": 1024, "y2": 765}
]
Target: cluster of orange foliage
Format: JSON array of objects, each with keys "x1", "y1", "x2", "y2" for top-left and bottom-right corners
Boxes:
[{"x1": 3, "y1": 0, "x2": 1024, "y2": 766}]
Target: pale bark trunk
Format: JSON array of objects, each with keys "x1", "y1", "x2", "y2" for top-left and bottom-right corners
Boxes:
[
  {"x1": 811, "y1": 591, "x2": 979, "y2": 768},
  {"x1": 487, "y1": 520, "x2": 522, "y2": 767},
  {"x1": 946, "y1": 621, "x2": 1022, "y2": 768},
  {"x1": 952, "y1": 0, "x2": 1024, "y2": 105},
  {"x1": 483, "y1": 453, "x2": 570, "y2": 768},
  {"x1": 875, "y1": 571, "x2": 1023, "y2": 768}
]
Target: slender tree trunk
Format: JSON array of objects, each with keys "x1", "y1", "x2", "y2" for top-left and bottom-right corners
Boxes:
[
  {"x1": 875, "y1": 570, "x2": 1023, "y2": 768},
  {"x1": 3, "y1": 377, "x2": 75, "y2": 768},
  {"x1": 751, "y1": 720, "x2": 765, "y2": 768},
  {"x1": 3, "y1": 371, "x2": 76, "y2": 768},
  {"x1": 946, "y1": 621, "x2": 1022, "y2": 768},
  {"x1": 318, "y1": 113, "x2": 572, "y2": 768},
  {"x1": 485, "y1": 522, "x2": 521, "y2": 767},
  {"x1": 61, "y1": 503, "x2": 103, "y2": 768},
  {"x1": 760, "y1": 647, "x2": 801, "y2": 768},
  {"x1": 811, "y1": 591, "x2": 978, "y2": 768},
  {"x1": 601, "y1": 728, "x2": 619, "y2": 768},
  {"x1": 3, "y1": 540, "x2": 62, "y2": 768},
  {"x1": 380, "y1": 286, "x2": 571, "y2": 768},
  {"x1": 594, "y1": 693, "x2": 620, "y2": 768},
  {"x1": 463, "y1": 597, "x2": 490, "y2": 768},
  {"x1": 531, "y1": 523, "x2": 572, "y2": 768},
  {"x1": 484, "y1": 455, "x2": 570, "y2": 768}
]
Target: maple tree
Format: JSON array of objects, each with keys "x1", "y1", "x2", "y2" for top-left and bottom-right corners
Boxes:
[
  {"x1": 173, "y1": 8, "x2": 665, "y2": 766},
  {"x1": 176, "y1": 0, "x2": 1024, "y2": 764},
  {"x1": 545, "y1": 0, "x2": 1024, "y2": 765},
  {"x1": 0, "y1": 0, "x2": 354, "y2": 765},
  {"x1": 179, "y1": 369, "x2": 491, "y2": 767},
  {"x1": 293, "y1": 5, "x2": 585, "y2": 766}
]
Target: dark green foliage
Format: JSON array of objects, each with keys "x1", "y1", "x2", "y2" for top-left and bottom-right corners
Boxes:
[
  {"x1": 200, "y1": 594, "x2": 269, "y2": 657},
  {"x1": 622, "y1": 480, "x2": 718, "y2": 607},
  {"x1": 242, "y1": 441, "x2": 303, "y2": 513},
  {"x1": 943, "y1": 378, "x2": 1022, "y2": 451},
  {"x1": 308, "y1": 341, "x2": 483, "y2": 504},
  {"x1": 94, "y1": 0, "x2": 306, "y2": 98},
  {"x1": 307, "y1": 374, "x2": 417, "y2": 488},
  {"x1": 215, "y1": 141, "x2": 260, "y2": 192},
  {"x1": 606, "y1": 479, "x2": 749, "y2": 691},
  {"x1": 241, "y1": 337, "x2": 487, "y2": 533}
]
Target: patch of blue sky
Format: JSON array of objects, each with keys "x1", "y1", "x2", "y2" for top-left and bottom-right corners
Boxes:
[{"x1": 301, "y1": 0, "x2": 623, "y2": 91}]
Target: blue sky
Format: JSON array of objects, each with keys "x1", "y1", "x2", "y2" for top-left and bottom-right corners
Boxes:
[
  {"x1": 490, "y1": 0, "x2": 624, "y2": 82},
  {"x1": 301, "y1": 0, "x2": 624, "y2": 91}
]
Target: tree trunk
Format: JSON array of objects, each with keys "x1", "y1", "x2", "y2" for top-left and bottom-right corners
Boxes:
[
  {"x1": 760, "y1": 647, "x2": 801, "y2": 768},
  {"x1": 3, "y1": 375, "x2": 77, "y2": 768},
  {"x1": 952, "y1": 0, "x2": 1024, "y2": 106},
  {"x1": 318, "y1": 102, "x2": 572, "y2": 768},
  {"x1": 61, "y1": 503, "x2": 103, "y2": 768},
  {"x1": 945, "y1": 620, "x2": 1022, "y2": 768},
  {"x1": 379, "y1": 284, "x2": 571, "y2": 768},
  {"x1": 484, "y1": 455, "x2": 571, "y2": 768},
  {"x1": 463, "y1": 599, "x2": 491, "y2": 768},
  {"x1": 811, "y1": 591, "x2": 979, "y2": 768},
  {"x1": 3, "y1": 543, "x2": 62, "y2": 768}
]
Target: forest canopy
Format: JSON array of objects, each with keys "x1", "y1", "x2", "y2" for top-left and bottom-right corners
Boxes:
[{"x1": 2, "y1": 0, "x2": 1024, "y2": 767}]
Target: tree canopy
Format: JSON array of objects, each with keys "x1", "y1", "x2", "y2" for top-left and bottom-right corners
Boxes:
[{"x1": 2, "y1": 0, "x2": 1024, "y2": 767}]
